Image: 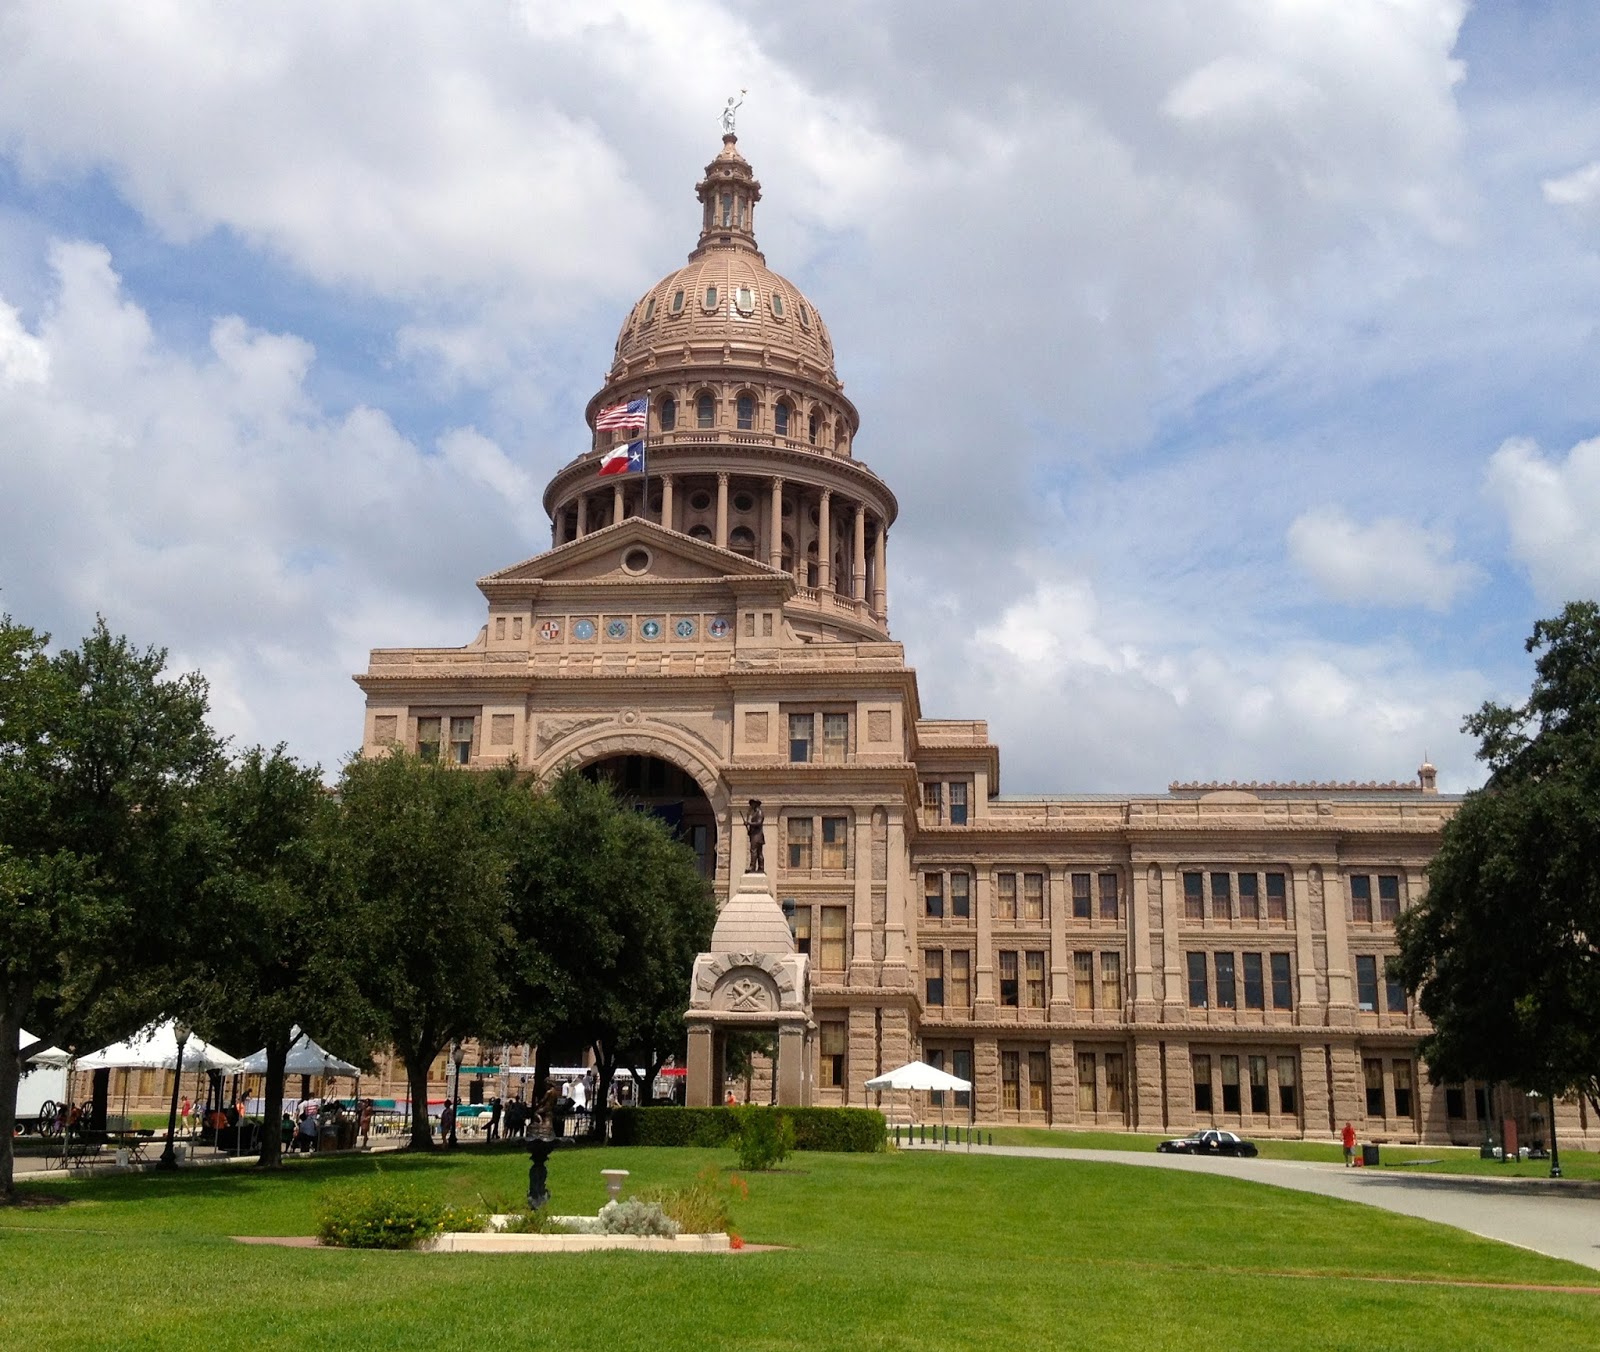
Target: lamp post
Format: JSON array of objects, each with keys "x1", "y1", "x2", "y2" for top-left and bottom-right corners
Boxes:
[
  {"x1": 157, "y1": 1021, "x2": 191, "y2": 1170},
  {"x1": 451, "y1": 1039, "x2": 464, "y2": 1147},
  {"x1": 1549, "y1": 1091, "x2": 1563, "y2": 1179}
]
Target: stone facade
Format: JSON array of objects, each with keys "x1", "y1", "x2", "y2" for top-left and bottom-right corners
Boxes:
[{"x1": 349, "y1": 134, "x2": 1600, "y2": 1149}]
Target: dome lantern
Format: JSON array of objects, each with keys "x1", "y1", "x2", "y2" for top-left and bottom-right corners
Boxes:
[{"x1": 692, "y1": 134, "x2": 763, "y2": 260}]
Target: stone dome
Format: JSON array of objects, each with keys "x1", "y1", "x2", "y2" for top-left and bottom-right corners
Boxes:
[{"x1": 606, "y1": 135, "x2": 841, "y2": 390}]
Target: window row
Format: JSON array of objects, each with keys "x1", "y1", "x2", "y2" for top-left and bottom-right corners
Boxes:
[
  {"x1": 416, "y1": 716, "x2": 475, "y2": 765},
  {"x1": 1365, "y1": 1056, "x2": 1415, "y2": 1119},
  {"x1": 1354, "y1": 954, "x2": 1407, "y2": 1014},
  {"x1": 1192, "y1": 1053, "x2": 1299, "y2": 1115},
  {"x1": 1185, "y1": 951, "x2": 1294, "y2": 1011},
  {"x1": 921, "y1": 779, "x2": 970, "y2": 825},
  {"x1": 921, "y1": 870, "x2": 1122, "y2": 923},
  {"x1": 788, "y1": 711, "x2": 850, "y2": 763},
  {"x1": 1349, "y1": 873, "x2": 1402, "y2": 924},
  {"x1": 921, "y1": 949, "x2": 1124, "y2": 1011},
  {"x1": 1001, "y1": 1048, "x2": 1128, "y2": 1114},
  {"x1": 784, "y1": 816, "x2": 850, "y2": 872},
  {"x1": 790, "y1": 905, "x2": 847, "y2": 970},
  {"x1": 1182, "y1": 870, "x2": 1289, "y2": 923},
  {"x1": 654, "y1": 391, "x2": 840, "y2": 448}
]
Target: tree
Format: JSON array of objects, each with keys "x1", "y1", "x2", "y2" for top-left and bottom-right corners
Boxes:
[
  {"x1": 1394, "y1": 602, "x2": 1600, "y2": 1126},
  {"x1": 503, "y1": 769, "x2": 713, "y2": 1137},
  {"x1": 0, "y1": 615, "x2": 221, "y2": 1201},
  {"x1": 330, "y1": 750, "x2": 512, "y2": 1151},
  {"x1": 189, "y1": 746, "x2": 372, "y2": 1168}
]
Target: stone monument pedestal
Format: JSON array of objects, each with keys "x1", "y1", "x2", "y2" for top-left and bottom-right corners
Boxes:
[{"x1": 685, "y1": 872, "x2": 814, "y2": 1107}]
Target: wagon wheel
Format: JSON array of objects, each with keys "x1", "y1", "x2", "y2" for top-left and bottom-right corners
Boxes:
[{"x1": 36, "y1": 1100, "x2": 60, "y2": 1136}]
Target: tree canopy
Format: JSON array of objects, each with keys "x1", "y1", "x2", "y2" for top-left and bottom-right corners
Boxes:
[{"x1": 1395, "y1": 602, "x2": 1600, "y2": 1112}]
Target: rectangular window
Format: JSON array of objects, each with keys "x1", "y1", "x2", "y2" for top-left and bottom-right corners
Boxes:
[
  {"x1": 1474, "y1": 1087, "x2": 1489, "y2": 1121},
  {"x1": 1221, "y1": 1054, "x2": 1241, "y2": 1113},
  {"x1": 1210, "y1": 872, "x2": 1232, "y2": 921},
  {"x1": 1238, "y1": 873, "x2": 1259, "y2": 920},
  {"x1": 786, "y1": 817, "x2": 813, "y2": 871},
  {"x1": 1187, "y1": 951, "x2": 1208, "y2": 1008},
  {"x1": 997, "y1": 873, "x2": 1018, "y2": 921},
  {"x1": 1028, "y1": 1050, "x2": 1049, "y2": 1111},
  {"x1": 1394, "y1": 1059, "x2": 1414, "y2": 1118},
  {"x1": 1193, "y1": 1054, "x2": 1213, "y2": 1112},
  {"x1": 1266, "y1": 872, "x2": 1288, "y2": 920},
  {"x1": 820, "y1": 816, "x2": 848, "y2": 870},
  {"x1": 416, "y1": 716, "x2": 441, "y2": 761},
  {"x1": 950, "y1": 873, "x2": 970, "y2": 919},
  {"x1": 1100, "y1": 951, "x2": 1122, "y2": 1010},
  {"x1": 1270, "y1": 952, "x2": 1293, "y2": 1009},
  {"x1": 821, "y1": 712, "x2": 849, "y2": 762},
  {"x1": 1025, "y1": 950, "x2": 1046, "y2": 1008},
  {"x1": 1077, "y1": 1051, "x2": 1096, "y2": 1112},
  {"x1": 1277, "y1": 1055, "x2": 1298, "y2": 1114},
  {"x1": 922, "y1": 780, "x2": 942, "y2": 819},
  {"x1": 949, "y1": 950, "x2": 971, "y2": 1007},
  {"x1": 449, "y1": 716, "x2": 474, "y2": 764},
  {"x1": 1002, "y1": 1050, "x2": 1020, "y2": 1110},
  {"x1": 927, "y1": 1048, "x2": 946, "y2": 1109},
  {"x1": 1364, "y1": 1057, "x2": 1384, "y2": 1117},
  {"x1": 948, "y1": 782, "x2": 968, "y2": 826},
  {"x1": 1074, "y1": 951, "x2": 1094, "y2": 1010},
  {"x1": 1183, "y1": 871, "x2": 1204, "y2": 920},
  {"x1": 1215, "y1": 951, "x2": 1237, "y2": 1009},
  {"x1": 1098, "y1": 872, "x2": 1119, "y2": 921},
  {"x1": 1106, "y1": 1052, "x2": 1126, "y2": 1113},
  {"x1": 820, "y1": 1020, "x2": 845, "y2": 1088},
  {"x1": 1379, "y1": 874, "x2": 1401, "y2": 922},
  {"x1": 791, "y1": 905, "x2": 811, "y2": 956},
  {"x1": 924, "y1": 950, "x2": 944, "y2": 1007},
  {"x1": 1023, "y1": 873, "x2": 1045, "y2": 922},
  {"x1": 1248, "y1": 1055, "x2": 1269, "y2": 1114},
  {"x1": 1384, "y1": 961, "x2": 1407, "y2": 1014},
  {"x1": 819, "y1": 906, "x2": 846, "y2": 970},
  {"x1": 1350, "y1": 875, "x2": 1373, "y2": 923},
  {"x1": 1072, "y1": 873, "x2": 1092, "y2": 920},
  {"x1": 1242, "y1": 952, "x2": 1264, "y2": 1010},
  {"x1": 999, "y1": 950, "x2": 1019, "y2": 1007},
  {"x1": 1446, "y1": 1086, "x2": 1466, "y2": 1120},
  {"x1": 788, "y1": 713, "x2": 813, "y2": 763},
  {"x1": 924, "y1": 873, "x2": 944, "y2": 919},
  {"x1": 952, "y1": 1047, "x2": 972, "y2": 1108},
  {"x1": 1355, "y1": 955, "x2": 1379, "y2": 1012}
]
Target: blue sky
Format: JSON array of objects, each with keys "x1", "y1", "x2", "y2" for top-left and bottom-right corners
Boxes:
[{"x1": 1, "y1": 1, "x2": 1597, "y2": 793}]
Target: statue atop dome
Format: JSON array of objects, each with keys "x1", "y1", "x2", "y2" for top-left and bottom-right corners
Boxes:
[{"x1": 719, "y1": 90, "x2": 746, "y2": 136}]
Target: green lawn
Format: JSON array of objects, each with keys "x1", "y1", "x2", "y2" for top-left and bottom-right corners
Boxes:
[{"x1": 1, "y1": 1144, "x2": 1596, "y2": 1351}]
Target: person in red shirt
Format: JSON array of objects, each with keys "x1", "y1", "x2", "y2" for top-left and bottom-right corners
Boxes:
[{"x1": 1341, "y1": 1121, "x2": 1357, "y2": 1167}]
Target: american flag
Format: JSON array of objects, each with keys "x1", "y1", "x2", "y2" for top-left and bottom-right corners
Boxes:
[{"x1": 596, "y1": 398, "x2": 648, "y2": 431}]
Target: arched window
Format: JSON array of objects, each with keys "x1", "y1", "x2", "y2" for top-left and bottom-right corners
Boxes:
[
  {"x1": 696, "y1": 393, "x2": 715, "y2": 429},
  {"x1": 808, "y1": 412, "x2": 819, "y2": 445},
  {"x1": 805, "y1": 541, "x2": 819, "y2": 588},
  {"x1": 781, "y1": 533, "x2": 795, "y2": 573},
  {"x1": 729, "y1": 526, "x2": 756, "y2": 558},
  {"x1": 721, "y1": 194, "x2": 733, "y2": 227},
  {"x1": 774, "y1": 401, "x2": 791, "y2": 437},
  {"x1": 658, "y1": 395, "x2": 676, "y2": 431},
  {"x1": 736, "y1": 394, "x2": 755, "y2": 430},
  {"x1": 689, "y1": 524, "x2": 713, "y2": 542}
]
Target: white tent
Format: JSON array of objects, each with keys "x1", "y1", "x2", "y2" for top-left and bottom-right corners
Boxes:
[
  {"x1": 18, "y1": 1027, "x2": 71, "y2": 1069},
  {"x1": 865, "y1": 1061, "x2": 973, "y2": 1141},
  {"x1": 75, "y1": 1019, "x2": 242, "y2": 1073},
  {"x1": 235, "y1": 1027, "x2": 360, "y2": 1077}
]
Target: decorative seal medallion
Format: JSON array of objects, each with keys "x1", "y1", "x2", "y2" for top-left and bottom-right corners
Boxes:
[
  {"x1": 537, "y1": 620, "x2": 561, "y2": 641},
  {"x1": 709, "y1": 617, "x2": 731, "y2": 640},
  {"x1": 675, "y1": 618, "x2": 696, "y2": 639},
  {"x1": 641, "y1": 619, "x2": 662, "y2": 640},
  {"x1": 573, "y1": 619, "x2": 596, "y2": 641},
  {"x1": 606, "y1": 619, "x2": 629, "y2": 640}
]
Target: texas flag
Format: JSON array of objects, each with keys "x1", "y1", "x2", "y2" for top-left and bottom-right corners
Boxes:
[{"x1": 598, "y1": 440, "x2": 646, "y2": 477}]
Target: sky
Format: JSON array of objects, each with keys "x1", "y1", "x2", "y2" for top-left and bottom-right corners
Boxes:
[{"x1": 1, "y1": 1, "x2": 1597, "y2": 794}]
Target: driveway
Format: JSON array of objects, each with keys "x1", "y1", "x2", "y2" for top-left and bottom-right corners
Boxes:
[{"x1": 929, "y1": 1143, "x2": 1600, "y2": 1274}]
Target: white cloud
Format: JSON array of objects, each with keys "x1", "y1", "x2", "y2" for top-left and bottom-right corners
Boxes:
[
  {"x1": 1542, "y1": 161, "x2": 1600, "y2": 207},
  {"x1": 1487, "y1": 435, "x2": 1600, "y2": 603},
  {"x1": 1287, "y1": 506, "x2": 1479, "y2": 610}
]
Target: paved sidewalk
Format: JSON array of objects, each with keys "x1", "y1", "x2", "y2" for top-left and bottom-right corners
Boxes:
[{"x1": 923, "y1": 1143, "x2": 1600, "y2": 1273}]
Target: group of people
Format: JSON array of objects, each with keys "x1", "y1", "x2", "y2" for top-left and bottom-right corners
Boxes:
[
  {"x1": 284, "y1": 1098, "x2": 375, "y2": 1152},
  {"x1": 435, "y1": 1077, "x2": 595, "y2": 1147}
]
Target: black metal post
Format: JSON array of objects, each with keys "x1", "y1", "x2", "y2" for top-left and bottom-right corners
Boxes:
[
  {"x1": 157, "y1": 1024, "x2": 190, "y2": 1170},
  {"x1": 1549, "y1": 1091, "x2": 1562, "y2": 1179}
]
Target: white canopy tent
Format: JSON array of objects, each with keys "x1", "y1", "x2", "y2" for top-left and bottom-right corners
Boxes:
[
  {"x1": 18, "y1": 1027, "x2": 71, "y2": 1069},
  {"x1": 235, "y1": 1027, "x2": 360, "y2": 1077},
  {"x1": 865, "y1": 1061, "x2": 974, "y2": 1140},
  {"x1": 75, "y1": 1019, "x2": 242, "y2": 1074}
]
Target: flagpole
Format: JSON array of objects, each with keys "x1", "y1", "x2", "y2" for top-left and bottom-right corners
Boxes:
[{"x1": 642, "y1": 387, "x2": 651, "y2": 521}]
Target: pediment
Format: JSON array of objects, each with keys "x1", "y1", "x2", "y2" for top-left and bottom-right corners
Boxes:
[{"x1": 480, "y1": 518, "x2": 786, "y2": 591}]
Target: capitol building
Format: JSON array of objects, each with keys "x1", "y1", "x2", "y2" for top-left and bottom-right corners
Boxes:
[{"x1": 355, "y1": 132, "x2": 1543, "y2": 1147}]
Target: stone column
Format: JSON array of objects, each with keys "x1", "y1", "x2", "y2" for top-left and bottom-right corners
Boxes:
[
  {"x1": 1322, "y1": 869, "x2": 1355, "y2": 1019},
  {"x1": 817, "y1": 490, "x2": 833, "y2": 591},
  {"x1": 613, "y1": 479, "x2": 625, "y2": 523},
  {"x1": 769, "y1": 476, "x2": 784, "y2": 570},
  {"x1": 1131, "y1": 865, "x2": 1156, "y2": 1020},
  {"x1": 884, "y1": 807, "x2": 907, "y2": 976},
  {"x1": 1047, "y1": 864, "x2": 1070, "y2": 1022},
  {"x1": 850, "y1": 807, "x2": 875, "y2": 986},
  {"x1": 852, "y1": 503, "x2": 867, "y2": 601},
  {"x1": 1133, "y1": 1038, "x2": 1165, "y2": 1134},
  {"x1": 661, "y1": 474, "x2": 675, "y2": 532},
  {"x1": 1293, "y1": 867, "x2": 1320, "y2": 1020},
  {"x1": 576, "y1": 493, "x2": 588, "y2": 539},
  {"x1": 872, "y1": 525, "x2": 887, "y2": 618},
  {"x1": 715, "y1": 472, "x2": 730, "y2": 550},
  {"x1": 776, "y1": 1021, "x2": 807, "y2": 1106},
  {"x1": 973, "y1": 866, "x2": 995, "y2": 1011},
  {"x1": 686, "y1": 1024, "x2": 716, "y2": 1108}
]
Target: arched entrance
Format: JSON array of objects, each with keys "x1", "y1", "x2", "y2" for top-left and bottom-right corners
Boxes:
[{"x1": 581, "y1": 753, "x2": 718, "y2": 880}]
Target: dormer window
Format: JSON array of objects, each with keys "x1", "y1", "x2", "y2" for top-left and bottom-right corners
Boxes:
[
  {"x1": 770, "y1": 293, "x2": 785, "y2": 319},
  {"x1": 670, "y1": 288, "x2": 685, "y2": 314},
  {"x1": 643, "y1": 298, "x2": 656, "y2": 323},
  {"x1": 799, "y1": 302, "x2": 810, "y2": 328},
  {"x1": 735, "y1": 286, "x2": 754, "y2": 315},
  {"x1": 704, "y1": 285, "x2": 718, "y2": 310}
]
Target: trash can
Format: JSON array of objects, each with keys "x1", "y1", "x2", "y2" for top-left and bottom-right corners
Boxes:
[{"x1": 1362, "y1": 1143, "x2": 1380, "y2": 1167}]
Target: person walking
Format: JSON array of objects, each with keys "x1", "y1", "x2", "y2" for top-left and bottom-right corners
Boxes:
[
  {"x1": 1341, "y1": 1121, "x2": 1357, "y2": 1167},
  {"x1": 487, "y1": 1096, "x2": 502, "y2": 1143}
]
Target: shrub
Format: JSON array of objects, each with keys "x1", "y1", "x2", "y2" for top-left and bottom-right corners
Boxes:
[
  {"x1": 315, "y1": 1176, "x2": 449, "y2": 1250},
  {"x1": 498, "y1": 1207, "x2": 568, "y2": 1234},
  {"x1": 566, "y1": 1199, "x2": 680, "y2": 1237},
  {"x1": 735, "y1": 1108, "x2": 795, "y2": 1170},
  {"x1": 637, "y1": 1166, "x2": 746, "y2": 1235},
  {"x1": 610, "y1": 1105, "x2": 885, "y2": 1152}
]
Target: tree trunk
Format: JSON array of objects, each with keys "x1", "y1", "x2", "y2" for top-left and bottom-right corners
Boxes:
[
  {"x1": 255, "y1": 1034, "x2": 291, "y2": 1169},
  {"x1": 405, "y1": 1047, "x2": 436, "y2": 1151},
  {"x1": 0, "y1": 1007, "x2": 22, "y2": 1202},
  {"x1": 591, "y1": 1046, "x2": 617, "y2": 1143}
]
